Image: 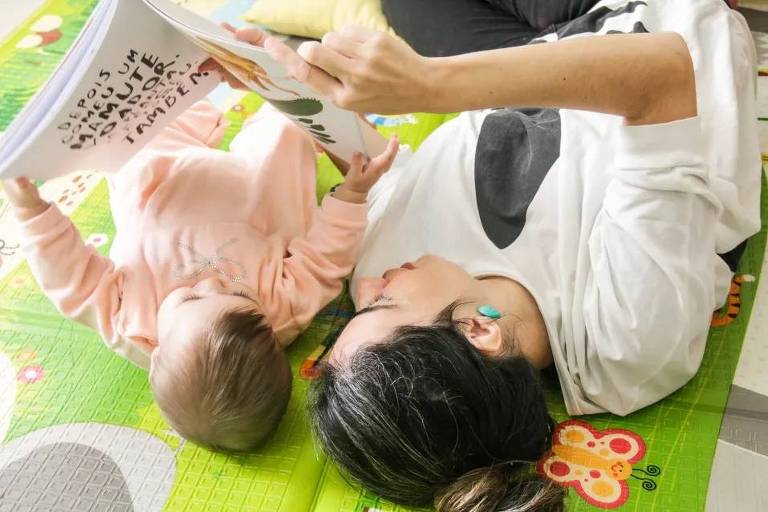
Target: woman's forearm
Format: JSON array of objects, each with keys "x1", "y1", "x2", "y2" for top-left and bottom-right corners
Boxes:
[
  {"x1": 266, "y1": 27, "x2": 696, "y2": 125},
  {"x1": 425, "y1": 32, "x2": 697, "y2": 125}
]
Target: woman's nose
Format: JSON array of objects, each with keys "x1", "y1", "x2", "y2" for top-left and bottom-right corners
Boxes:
[{"x1": 356, "y1": 278, "x2": 386, "y2": 306}]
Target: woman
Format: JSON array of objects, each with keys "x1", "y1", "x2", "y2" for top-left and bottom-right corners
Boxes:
[{"x1": 262, "y1": 0, "x2": 760, "y2": 510}]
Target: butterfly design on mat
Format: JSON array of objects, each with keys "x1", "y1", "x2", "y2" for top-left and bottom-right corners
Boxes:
[{"x1": 537, "y1": 420, "x2": 661, "y2": 508}]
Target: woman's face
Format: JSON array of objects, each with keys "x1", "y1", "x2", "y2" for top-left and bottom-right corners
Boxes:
[{"x1": 331, "y1": 255, "x2": 477, "y2": 363}]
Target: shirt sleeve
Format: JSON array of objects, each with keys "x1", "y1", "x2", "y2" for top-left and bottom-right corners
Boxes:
[
  {"x1": 579, "y1": 116, "x2": 722, "y2": 415},
  {"x1": 274, "y1": 195, "x2": 368, "y2": 340},
  {"x1": 17, "y1": 204, "x2": 151, "y2": 368}
]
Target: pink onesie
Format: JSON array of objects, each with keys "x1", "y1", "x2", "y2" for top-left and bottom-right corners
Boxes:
[{"x1": 17, "y1": 102, "x2": 367, "y2": 369}]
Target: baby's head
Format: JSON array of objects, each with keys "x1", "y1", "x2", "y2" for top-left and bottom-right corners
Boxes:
[{"x1": 150, "y1": 278, "x2": 292, "y2": 452}]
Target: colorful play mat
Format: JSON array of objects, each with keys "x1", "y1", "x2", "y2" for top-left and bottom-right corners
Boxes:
[{"x1": 1, "y1": 1, "x2": 767, "y2": 511}]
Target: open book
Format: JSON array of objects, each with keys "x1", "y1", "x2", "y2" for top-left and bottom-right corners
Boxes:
[{"x1": 0, "y1": 0, "x2": 384, "y2": 180}]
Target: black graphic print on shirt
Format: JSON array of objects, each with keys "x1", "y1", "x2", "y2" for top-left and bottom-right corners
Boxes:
[
  {"x1": 475, "y1": 1, "x2": 653, "y2": 248},
  {"x1": 474, "y1": 108, "x2": 561, "y2": 249},
  {"x1": 531, "y1": 1, "x2": 650, "y2": 43}
]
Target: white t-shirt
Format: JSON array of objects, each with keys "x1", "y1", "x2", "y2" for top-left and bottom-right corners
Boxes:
[{"x1": 352, "y1": 0, "x2": 760, "y2": 416}]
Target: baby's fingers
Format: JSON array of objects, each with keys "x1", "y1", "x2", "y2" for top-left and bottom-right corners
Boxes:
[
  {"x1": 199, "y1": 58, "x2": 221, "y2": 75},
  {"x1": 3, "y1": 177, "x2": 41, "y2": 208},
  {"x1": 365, "y1": 135, "x2": 399, "y2": 177},
  {"x1": 346, "y1": 152, "x2": 367, "y2": 178},
  {"x1": 2, "y1": 177, "x2": 30, "y2": 196}
]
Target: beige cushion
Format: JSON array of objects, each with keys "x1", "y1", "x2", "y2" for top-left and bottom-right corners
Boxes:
[{"x1": 243, "y1": 0, "x2": 394, "y2": 39}]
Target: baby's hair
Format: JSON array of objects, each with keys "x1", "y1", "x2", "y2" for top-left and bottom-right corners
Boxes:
[{"x1": 152, "y1": 308, "x2": 292, "y2": 452}]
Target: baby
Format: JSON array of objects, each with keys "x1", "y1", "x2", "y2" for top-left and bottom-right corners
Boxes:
[{"x1": 3, "y1": 97, "x2": 398, "y2": 452}]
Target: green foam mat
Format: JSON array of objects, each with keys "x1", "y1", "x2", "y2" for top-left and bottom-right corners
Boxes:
[
  {"x1": 0, "y1": 0, "x2": 99, "y2": 131},
  {"x1": 1, "y1": 1, "x2": 766, "y2": 511}
]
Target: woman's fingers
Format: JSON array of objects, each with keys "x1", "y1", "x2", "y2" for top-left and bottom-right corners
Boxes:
[
  {"x1": 339, "y1": 24, "x2": 379, "y2": 43},
  {"x1": 284, "y1": 27, "x2": 429, "y2": 113},
  {"x1": 265, "y1": 37, "x2": 343, "y2": 98},
  {"x1": 220, "y1": 22, "x2": 268, "y2": 47},
  {"x1": 234, "y1": 26, "x2": 269, "y2": 47},
  {"x1": 321, "y1": 31, "x2": 363, "y2": 59},
  {"x1": 297, "y1": 41, "x2": 352, "y2": 79}
]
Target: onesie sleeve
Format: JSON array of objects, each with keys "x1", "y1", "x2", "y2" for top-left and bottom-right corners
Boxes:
[
  {"x1": 272, "y1": 196, "x2": 368, "y2": 341},
  {"x1": 16, "y1": 204, "x2": 151, "y2": 368}
]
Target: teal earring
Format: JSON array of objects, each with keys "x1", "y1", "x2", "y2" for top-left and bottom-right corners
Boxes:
[{"x1": 477, "y1": 304, "x2": 502, "y2": 320}]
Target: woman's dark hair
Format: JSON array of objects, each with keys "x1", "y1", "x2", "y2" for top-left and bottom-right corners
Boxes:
[{"x1": 310, "y1": 305, "x2": 565, "y2": 512}]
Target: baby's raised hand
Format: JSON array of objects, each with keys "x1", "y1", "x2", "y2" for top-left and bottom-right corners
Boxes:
[
  {"x1": 332, "y1": 135, "x2": 399, "y2": 204},
  {"x1": 2, "y1": 178, "x2": 47, "y2": 220}
]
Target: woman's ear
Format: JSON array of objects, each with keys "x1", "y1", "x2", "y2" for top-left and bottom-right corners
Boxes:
[{"x1": 462, "y1": 316, "x2": 505, "y2": 356}]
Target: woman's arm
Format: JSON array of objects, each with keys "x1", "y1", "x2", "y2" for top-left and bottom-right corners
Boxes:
[
  {"x1": 265, "y1": 28, "x2": 696, "y2": 125},
  {"x1": 577, "y1": 117, "x2": 720, "y2": 415},
  {"x1": 426, "y1": 32, "x2": 696, "y2": 125}
]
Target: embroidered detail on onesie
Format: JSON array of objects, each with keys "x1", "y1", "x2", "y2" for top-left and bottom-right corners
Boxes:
[
  {"x1": 0, "y1": 239, "x2": 19, "y2": 257},
  {"x1": 173, "y1": 238, "x2": 247, "y2": 283}
]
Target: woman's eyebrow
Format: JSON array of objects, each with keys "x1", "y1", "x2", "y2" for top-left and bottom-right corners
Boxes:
[{"x1": 353, "y1": 304, "x2": 397, "y2": 318}]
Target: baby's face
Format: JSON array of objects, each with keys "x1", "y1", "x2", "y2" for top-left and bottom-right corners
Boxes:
[{"x1": 154, "y1": 277, "x2": 262, "y2": 364}]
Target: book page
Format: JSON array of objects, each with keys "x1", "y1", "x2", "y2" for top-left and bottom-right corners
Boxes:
[
  {"x1": 143, "y1": 0, "x2": 387, "y2": 161},
  {"x1": 0, "y1": 0, "x2": 219, "y2": 180}
]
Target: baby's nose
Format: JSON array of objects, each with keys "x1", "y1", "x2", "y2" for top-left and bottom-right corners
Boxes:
[{"x1": 194, "y1": 276, "x2": 227, "y2": 294}]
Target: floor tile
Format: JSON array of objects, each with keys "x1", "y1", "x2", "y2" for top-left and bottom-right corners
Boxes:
[
  {"x1": 734, "y1": 216, "x2": 768, "y2": 396},
  {"x1": 707, "y1": 440, "x2": 768, "y2": 512},
  {"x1": 719, "y1": 385, "x2": 768, "y2": 456}
]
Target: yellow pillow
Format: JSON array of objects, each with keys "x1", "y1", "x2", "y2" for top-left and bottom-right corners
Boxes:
[{"x1": 243, "y1": 0, "x2": 395, "y2": 40}]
